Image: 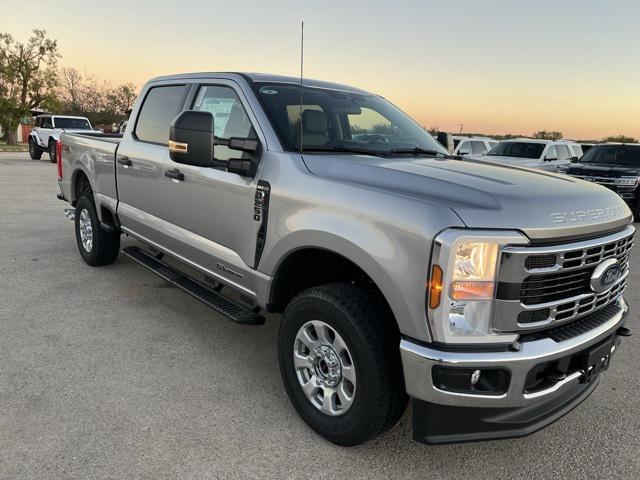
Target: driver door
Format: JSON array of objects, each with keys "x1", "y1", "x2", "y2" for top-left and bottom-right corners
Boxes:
[{"x1": 161, "y1": 82, "x2": 262, "y2": 278}]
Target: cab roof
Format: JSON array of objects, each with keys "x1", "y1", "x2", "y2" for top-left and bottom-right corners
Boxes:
[{"x1": 148, "y1": 72, "x2": 372, "y2": 95}]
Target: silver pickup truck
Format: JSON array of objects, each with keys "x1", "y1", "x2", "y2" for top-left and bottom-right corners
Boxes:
[{"x1": 57, "y1": 72, "x2": 634, "y2": 446}]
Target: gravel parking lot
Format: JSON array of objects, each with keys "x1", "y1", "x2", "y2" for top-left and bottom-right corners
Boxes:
[{"x1": 1, "y1": 152, "x2": 640, "y2": 479}]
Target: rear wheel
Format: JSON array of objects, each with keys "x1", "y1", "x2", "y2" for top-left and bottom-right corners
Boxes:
[
  {"x1": 74, "y1": 195, "x2": 120, "y2": 266},
  {"x1": 28, "y1": 138, "x2": 42, "y2": 160},
  {"x1": 278, "y1": 283, "x2": 407, "y2": 446},
  {"x1": 48, "y1": 139, "x2": 57, "y2": 163}
]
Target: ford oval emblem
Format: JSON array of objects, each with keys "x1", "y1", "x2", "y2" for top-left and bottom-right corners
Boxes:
[{"x1": 590, "y1": 258, "x2": 623, "y2": 293}]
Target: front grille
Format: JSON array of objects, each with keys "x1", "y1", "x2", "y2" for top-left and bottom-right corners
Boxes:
[
  {"x1": 546, "y1": 303, "x2": 622, "y2": 342},
  {"x1": 520, "y1": 235, "x2": 633, "y2": 306},
  {"x1": 518, "y1": 308, "x2": 551, "y2": 324},
  {"x1": 560, "y1": 234, "x2": 633, "y2": 269},
  {"x1": 495, "y1": 225, "x2": 635, "y2": 335},
  {"x1": 524, "y1": 254, "x2": 556, "y2": 270},
  {"x1": 520, "y1": 269, "x2": 592, "y2": 305}
]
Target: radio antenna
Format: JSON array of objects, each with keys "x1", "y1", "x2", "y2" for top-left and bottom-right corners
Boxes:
[{"x1": 299, "y1": 21, "x2": 304, "y2": 153}]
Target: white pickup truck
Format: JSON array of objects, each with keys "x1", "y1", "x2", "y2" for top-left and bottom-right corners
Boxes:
[
  {"x1": 466, "y1": 138, "x2": 583, "y2": 171},
  {"x1": 29, "y1": 115, "x2": 100, "y2": 162}
]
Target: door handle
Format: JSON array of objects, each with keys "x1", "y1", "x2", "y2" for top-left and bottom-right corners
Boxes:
[
  {"x1": 117, "y1": 156, "x2": 132, "y2": 166},
  {"x1": 165, "y1": 168, "x2": 184, "y2": 181}
]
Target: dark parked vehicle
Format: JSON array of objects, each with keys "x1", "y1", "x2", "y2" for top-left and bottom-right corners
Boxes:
[{"x1": 566, "y1": 143, "x2": 640, "y2": 219}]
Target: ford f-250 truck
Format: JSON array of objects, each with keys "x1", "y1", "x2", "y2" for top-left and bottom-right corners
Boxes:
[{"x1": 57, "y1": 72, "x2": 634, "y2": 445}]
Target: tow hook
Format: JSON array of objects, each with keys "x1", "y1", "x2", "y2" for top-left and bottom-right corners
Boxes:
[
  {"x1": 64, "y1": 208, "x2": 75, "y2": 221},
  {"x1": 616, "y1": 326, "x2": 632, "y2": 337}
]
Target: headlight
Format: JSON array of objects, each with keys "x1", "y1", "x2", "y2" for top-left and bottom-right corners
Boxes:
[
  {"x1": 614, "y1": 177, "x2": 639, "y2": 186},
  {"x1": 427, "y1": 230, "x2": 528, "y2": 344}
]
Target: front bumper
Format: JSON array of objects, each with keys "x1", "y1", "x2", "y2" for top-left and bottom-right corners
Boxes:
[{"x1": 400, "y1": 297, "x2": 628, "y2": 443}]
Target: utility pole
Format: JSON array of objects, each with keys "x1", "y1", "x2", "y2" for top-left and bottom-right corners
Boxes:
[{"x1": 459, "y1": 122, "x2": 464, "y2": 134}]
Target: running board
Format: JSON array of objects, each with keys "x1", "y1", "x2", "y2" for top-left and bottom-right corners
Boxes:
[{"x1": 122, "y1": 246, "x2": 265, "y2": 325}]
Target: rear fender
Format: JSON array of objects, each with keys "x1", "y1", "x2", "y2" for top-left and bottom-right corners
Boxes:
[{"x1": 70, "y1": 165, "x2": 102, "y2": 221}]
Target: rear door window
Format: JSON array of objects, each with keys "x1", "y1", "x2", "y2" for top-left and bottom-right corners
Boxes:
[
  {"x1": 457, "y1": 141, "x2": 471, "y2": 154},
  {"x1": 556, "y1": 144, "x2": 571, "y2": 161},
  {"x1": 470, "y1": 141, "x2": 487, "y2": 154},
  {"x1": 569, "y1": 144, "x2": 583, "y2": 158},
  {"x1": 545, "y1": 145, "x2": 557, "y2": 160},
  {"x1": 134, "y1": 85, "x2": 189, "y2": 145}
]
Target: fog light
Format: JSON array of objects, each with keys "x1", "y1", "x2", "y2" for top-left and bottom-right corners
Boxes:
[{"x1": 432, "y1": 366, "x2": 510, "y2": 395}]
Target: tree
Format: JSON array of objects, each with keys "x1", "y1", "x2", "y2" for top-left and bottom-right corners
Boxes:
[
  {"x1": 0, "y1": 30, "x2": 59, "y2": 144},
  {"x1": 532, "y1": 130, "x2": 563, "y2": 141},
  {"x1": 107, "y1": 83, "x2": 137, "y2": 114},
  {"x1": 604, "y1": 134, "x2": 637, "y2": 143},
  {"x1": 57, "y1": 68, "x2": 137, "y2": 128},
  {"x1": 59, "y1": 67, "x2": 84, "y2": 112},
  {"x1": 426, "y1": 126, "x2": 439, "y2": 136}
]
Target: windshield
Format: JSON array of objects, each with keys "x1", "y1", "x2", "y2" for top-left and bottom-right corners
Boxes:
[
  {"x1": 579, "y1": 145, "x2": 640, "y2": 165},
  {"x1": 54, "y1": 117, "x2": 91, "y2": 130},
  {"x1": 252, "y1": 82, "x2": 449, "y2": 157},
  {"x1": 486, "y1": 141, "x2": 545, "y2": 159}
]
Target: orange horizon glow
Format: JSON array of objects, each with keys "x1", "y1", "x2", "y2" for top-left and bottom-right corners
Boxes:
[{"x1": 5, "y1": 0, "x2": 639, "y2": 141}]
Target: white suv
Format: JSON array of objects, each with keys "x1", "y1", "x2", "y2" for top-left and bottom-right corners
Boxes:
[
  {"x1": 467, "y1": 138, "x2": 583, "y2": 171},
  {"x1": 29, "y1": 115, "x2": 100, "y2": 162},
  {"x1": 452, "y1": 136, "x2": 499, "y2": 156}
]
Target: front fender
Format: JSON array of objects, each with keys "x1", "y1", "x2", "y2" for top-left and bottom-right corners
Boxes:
[{"x1": 260, "y1": 209, "x2": 436, "y2": 341}]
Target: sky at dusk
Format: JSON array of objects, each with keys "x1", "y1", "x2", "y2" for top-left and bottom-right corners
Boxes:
[{"x1": 2, "y1": 0, "x2": 639, "y2": 140}]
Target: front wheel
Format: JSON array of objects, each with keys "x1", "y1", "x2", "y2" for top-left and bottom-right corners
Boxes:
[
  {"x1": 28, "y1": 138, "x2": 42, "y2": 160},
  {"x1": 278, "y1": 283, "x2": 407, "y2": 446},
  {"x1": 74, "y1": 195, "x2": 120, "y2": 266}
]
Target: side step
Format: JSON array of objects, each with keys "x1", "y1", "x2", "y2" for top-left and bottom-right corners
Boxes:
[{"x1": 122, "y1": 246, "x2": 265, "y2": 325}]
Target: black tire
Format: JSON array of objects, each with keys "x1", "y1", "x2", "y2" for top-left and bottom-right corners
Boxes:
[
  {"x1": 28, "y1": 138, "x2": 42, "y2": 160},
  {"x1": 48, "y1": 139, "x2": 57, "y2": 163},
  {"x1": 74, "y1": 195, "x2": 120, "y2": 266},
  {"x1": 278, "y1": 283, "x2": 407, "y2": 446}
]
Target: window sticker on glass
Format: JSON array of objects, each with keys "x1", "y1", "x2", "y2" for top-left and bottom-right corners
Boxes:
[{"x1": 196, "y1": 96, "x2": 235, "y2": 137}]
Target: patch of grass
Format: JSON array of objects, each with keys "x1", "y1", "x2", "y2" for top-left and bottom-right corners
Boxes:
[{"x1": 0, "y1": 143, "x2": 28, "y2": 152}]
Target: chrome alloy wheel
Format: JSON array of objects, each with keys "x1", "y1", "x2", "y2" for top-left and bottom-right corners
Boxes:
[
  {"x1": 293, "y1": 320, "x2": 356, "y2": 416},
  {"x1": 78, "y1": 209, "x2": 93, "y2": 252}
]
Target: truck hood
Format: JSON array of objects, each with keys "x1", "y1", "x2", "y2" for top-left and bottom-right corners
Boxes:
[
  {"x1": 566, "y1": 162, "x2": 640, "y2": 177},
  {"x1": 302, "y1": 154, "x2": 632, "y2": 241}
]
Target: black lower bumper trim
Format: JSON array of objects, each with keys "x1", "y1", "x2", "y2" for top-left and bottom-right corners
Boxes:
[{"x1": 412, "y1": 379, "x2": 599, "y2": 444}]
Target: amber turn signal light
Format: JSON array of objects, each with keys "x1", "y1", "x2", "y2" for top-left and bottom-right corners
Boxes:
[{"x1": 428, "y1": 264, "x2": 443, "y2": 309}]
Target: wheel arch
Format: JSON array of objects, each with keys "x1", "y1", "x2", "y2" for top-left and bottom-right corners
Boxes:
[
  {"x1": 70, "y1": 167, "x2": 98, "y2": 211},
  {"x1": 264, "y1": 232, "x2": 414, "y2": 337}
]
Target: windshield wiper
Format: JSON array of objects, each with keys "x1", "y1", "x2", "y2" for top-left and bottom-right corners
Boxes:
[
  {"x1": 389, "y1": 147, "x2": 450, "y2": 158},
  {"x1": 300, "y1": 146, "x2": 389, "y2": 157}
]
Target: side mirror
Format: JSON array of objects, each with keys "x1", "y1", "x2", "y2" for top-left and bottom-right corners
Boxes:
[
  {"x1": 169, "y1": 110, "x2": 214, "y2": 167},
  {"x1": 227, "y1": 158, "x2": 255, "y2": 176},
  {"x1": 545, "y1": 153, "x2": 558, "y2": 162},
  {"x1": 458, "y1": 148, "x2": 470, "y2": 156},
  {"x1": 570, "y1": 156, "x2": 579, "y2": 162}
]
